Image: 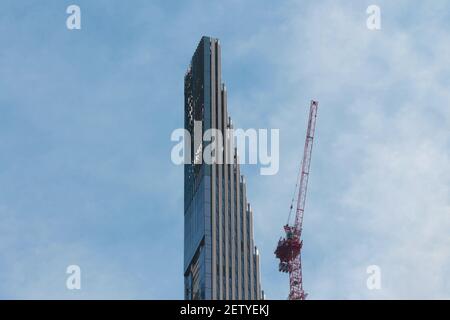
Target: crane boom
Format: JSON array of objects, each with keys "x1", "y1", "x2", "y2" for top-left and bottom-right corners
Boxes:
[
  {"x1": 295, "y1": 100, "x2": 318, "y2": 237},
  {"x1": 274, "y1": 100, "x2": 318, "y2": 300}
]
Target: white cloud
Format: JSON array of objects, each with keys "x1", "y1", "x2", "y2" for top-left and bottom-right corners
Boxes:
[
  {"x1": 1, "y1": 0, "x2": 448, "y2": 300},
  {"x1": 228, "y1": 0, "x2": 450, "y2": 299}
]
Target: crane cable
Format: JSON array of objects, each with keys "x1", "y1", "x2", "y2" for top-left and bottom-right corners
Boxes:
[{"x1": 286, "y1": 156, "x2": 303, "y2": 226}]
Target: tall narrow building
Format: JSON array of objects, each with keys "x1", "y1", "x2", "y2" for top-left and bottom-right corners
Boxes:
[{"x1": 184, "y1": 36, "x2": 263, "y2": 300}]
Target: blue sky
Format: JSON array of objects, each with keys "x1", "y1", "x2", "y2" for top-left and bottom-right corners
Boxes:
[{"x1": 0, "y1": 0, "x2": 449, "y2": 299}]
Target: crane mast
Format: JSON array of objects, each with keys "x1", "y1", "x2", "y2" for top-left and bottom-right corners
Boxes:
[{"x1": 275, "y1": 100, "x2": 318, "y2": 300}]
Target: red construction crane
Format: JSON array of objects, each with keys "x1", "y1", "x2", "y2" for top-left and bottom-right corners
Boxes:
[{"x1": 275, "y1": 100, "x2": 318, "y2": 300}]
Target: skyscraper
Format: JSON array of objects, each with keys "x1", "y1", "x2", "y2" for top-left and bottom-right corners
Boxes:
[{"x1": 184, "y1": 36, "x2": 263, "y2": 300}]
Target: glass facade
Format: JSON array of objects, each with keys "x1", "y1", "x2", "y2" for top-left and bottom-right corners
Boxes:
[{"x1": 184, "y1": 36, "x2": 262, "y2": 300}]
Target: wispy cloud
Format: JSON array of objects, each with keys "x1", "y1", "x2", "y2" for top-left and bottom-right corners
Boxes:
[
  {"x1": 227, "y1": 0, "x2": 450, "y2": 299},
  {"x1": 0, "y1": 0, "x2": 448, "y2": 299}
]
